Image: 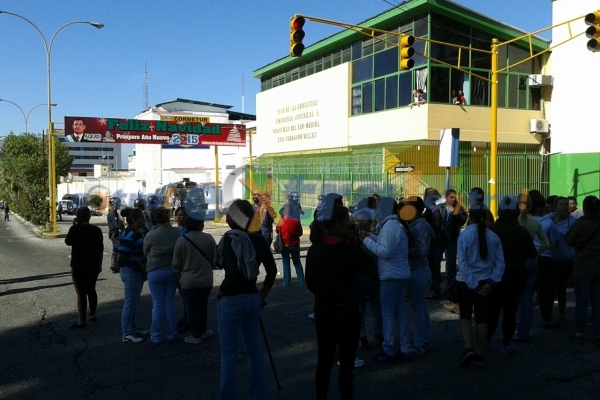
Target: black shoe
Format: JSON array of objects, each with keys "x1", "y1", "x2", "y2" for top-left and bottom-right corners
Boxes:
[{"x1": 459, "y1": 348, "x2": 475, "y2": 368}]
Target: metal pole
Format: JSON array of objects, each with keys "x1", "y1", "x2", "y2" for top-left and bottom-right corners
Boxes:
[
  {"x1": 49, "y1": 122, "x2": 57, "y2": 232},
  {"x1": 248, "y1": 130, "x2": 254, "y2": 200},
  {"x1": 214, "y1": 146, "x2": 220, "y2": 222},
  {"x1": 489, "y1": 38, "x2": 499, "y2": 219},
  {"x1": 259, "y1": 316, "x2": 283, "y2": 390}
]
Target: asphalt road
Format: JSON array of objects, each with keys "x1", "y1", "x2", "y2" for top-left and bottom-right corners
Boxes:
[{"x1": 1, "y1": 215, "x2": 600, "y2": 400}]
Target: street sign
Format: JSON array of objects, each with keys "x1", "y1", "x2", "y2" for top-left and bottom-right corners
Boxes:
[{"x1": 394, "y1": 165, "x2": 414, "y2": 173}]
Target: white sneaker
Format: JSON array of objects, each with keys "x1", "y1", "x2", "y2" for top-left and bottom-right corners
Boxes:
[
  {"x1": 337, "y1": 358, "x2": 365, "y2": 368},
  {"x1": 201, "y1": 329, "x2": 214, "y2": 339},
  {"x1": 122, "y1": 334, "x2": 143, "y2": 344},
  {"x1": 308, "y1": 313, "x2": 315, "y2": 320},
  {"x1": 184, "y1": 335, "x2": 202, "y2": 344}
]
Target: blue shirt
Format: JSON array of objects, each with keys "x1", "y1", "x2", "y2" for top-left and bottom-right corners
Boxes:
[
  {"x1": 117, "y1": 227, "x2": 146, "y2": 271},
  {"x1": 456, "y1": 224, "x2": 505, "y2": 290}
]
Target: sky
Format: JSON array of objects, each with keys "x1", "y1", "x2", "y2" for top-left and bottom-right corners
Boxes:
[{"x1": 0, "y1": 0, "x2": 553, "y2": 164}]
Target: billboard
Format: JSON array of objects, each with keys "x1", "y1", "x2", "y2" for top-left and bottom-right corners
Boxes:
[{"x1": 63, "y1": 116, "x2": 246, "y2": 147}]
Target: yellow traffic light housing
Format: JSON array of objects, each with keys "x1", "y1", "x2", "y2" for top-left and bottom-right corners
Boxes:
[
  {"x1": 399, "y1": 35, "x2": 415, "y2": 70},
  {"x1": 585, "y1": 11, "x2": 600, "y2": 52},
  {"x1": 290, "y1": 15, "x2": 306, "y2": 57}
]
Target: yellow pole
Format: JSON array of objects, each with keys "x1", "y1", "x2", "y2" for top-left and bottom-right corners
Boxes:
[
  {"x1": 248, "y1": 130, "x2": 254, "y2": 200},
  {"x1": 214, "y1": 146, "x2": 220, "y2": 222},
  {"x1": 49, "y1": 122, "x2": 57, "y2": 233},
  {"x1": 489, "y1": 38, "x2": 499, "y2": 219}
]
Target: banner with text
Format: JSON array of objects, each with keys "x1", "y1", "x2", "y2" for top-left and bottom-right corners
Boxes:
[{"x1": 63, "y1": 116, "x2": 246, "y2": 147}]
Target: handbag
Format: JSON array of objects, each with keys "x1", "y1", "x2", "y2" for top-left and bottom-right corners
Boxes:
[
  {"x1": 184, "y1": 235, "x2": 218, "y2": 270},
  {"x1": 273, "y1": 232, "x2": 284, "y2": 253}
]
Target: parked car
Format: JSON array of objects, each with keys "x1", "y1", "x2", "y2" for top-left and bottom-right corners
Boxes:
[
  {"x1": 88, "y1": 206, "x2": 103, "y2": 216},
  {"x1": 60, "y1": 200, "x2": 76, "y2": 215}
]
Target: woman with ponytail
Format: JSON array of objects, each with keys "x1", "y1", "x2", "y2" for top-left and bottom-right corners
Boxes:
[{"x1": 456, "y1": 204, "x2": 505, "y2": 367}]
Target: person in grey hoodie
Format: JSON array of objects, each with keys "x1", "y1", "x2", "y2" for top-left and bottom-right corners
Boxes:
[
  {"x1": 362, "y1": 201, "x2": 411, "y2": 363},
  {"x1": 172, "y1": 217, "x2": 216, "y2": 344}
]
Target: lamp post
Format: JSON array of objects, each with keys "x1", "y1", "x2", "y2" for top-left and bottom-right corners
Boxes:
[
  {"x1": 0, "y1": 99, "x2": 56, "y2": 134},
  {"x1": 0, "y1": 10, "x2": 104, "y2": 233}
]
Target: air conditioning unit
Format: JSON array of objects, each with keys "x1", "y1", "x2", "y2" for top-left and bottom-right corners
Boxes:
[
  {"x1": 530, "y1": 119, "x2": 549, "y2": 134},
  {"x1": 528, "y1": 74, "x2": 554, "y2": 87}
]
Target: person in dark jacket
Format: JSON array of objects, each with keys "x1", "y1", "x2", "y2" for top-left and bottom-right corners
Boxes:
[
  {"x1": 214, "y1": 199, "x2": 277, "y2": 400},
  {"x1": 486, "y1": 196, "x2": 537, "y2": 355},
  {"x1": 565, "y1": 196, "x2": 600, "y2": 344},
  {"x1": 65, "y1": 207, "x2": 104, "y2": 329},
  {"x1": 306, "y1": 204, "x2": 366, "y2": 400}
]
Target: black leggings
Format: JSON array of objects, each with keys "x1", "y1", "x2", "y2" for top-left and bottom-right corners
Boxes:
[
  {"x1": 71, "y1": 268, "x2": 99, "y2": 321},
  {"x1": 537, "y1": 257, "x2": 573, "y2": 322},
  {"x1": 314, "y1": 302, "x2": 360, "y2": 400},
  {"x1": 487, "y1": 269, "x2": 527, "y2": 346}
]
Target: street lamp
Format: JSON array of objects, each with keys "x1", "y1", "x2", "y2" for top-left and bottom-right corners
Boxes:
[
  {"x1": 0, "y1": 10, "x2": 104, "y2": 233},
  {"x1": 0, "y1": 99, "x2": 56, "y2": 134}
]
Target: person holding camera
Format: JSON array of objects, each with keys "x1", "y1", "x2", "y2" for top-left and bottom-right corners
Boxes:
[{"x1": 65, "y1": 207, "x2": 104, "y2": 329}]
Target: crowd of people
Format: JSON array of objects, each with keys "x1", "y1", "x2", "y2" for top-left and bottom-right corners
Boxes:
[{"x1": 62, "y1": 188, "x2": 600, "y2": 400}]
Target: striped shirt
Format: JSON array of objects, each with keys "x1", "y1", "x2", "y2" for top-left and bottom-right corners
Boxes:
[{"x1": 117, "y1": 227, "x2": 146, "y2": 271}]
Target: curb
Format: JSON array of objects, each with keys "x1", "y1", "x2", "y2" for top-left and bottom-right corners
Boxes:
[{"x1": 14, "y1": 214, "x2": 67, "y2": 239}]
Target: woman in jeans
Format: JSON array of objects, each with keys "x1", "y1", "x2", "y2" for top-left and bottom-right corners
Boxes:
[
  {"x1": 402, "y1": 197, "x2": 435, "y2": 354},
  {"x1": 143, "y1": 207, "x2": 181, "y2": 345},
  {"x1": 172, "y1": 217, "x2": 216, "y2": 344},
  {"x1": 214, "y1": 199, "x2": 277, "y2": 400},
  {"x1": 117, "y1": 208, "x2": 148, "y2": 343},
  {"x1": 174, "y1": 206, "x2": 189, "y2": 331},
  {"x1": 65, "y1": 207, "x2": 104, "y2": 329},
  {"x1": 276, "y1": 208, "x2": 305, "y2": 286}
]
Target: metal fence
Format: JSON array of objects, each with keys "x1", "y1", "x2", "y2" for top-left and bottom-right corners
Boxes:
[{"x1": 248, "y1": 142, "x2": 548, "y2": 209}]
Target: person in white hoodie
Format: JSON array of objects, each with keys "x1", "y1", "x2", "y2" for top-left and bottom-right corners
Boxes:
[
  {"x1": 456, "y1": 204, "x2": 505, "y2": 368},
  {"x1": 362, "y1": 201, "x2": 411, "y2": 364}
]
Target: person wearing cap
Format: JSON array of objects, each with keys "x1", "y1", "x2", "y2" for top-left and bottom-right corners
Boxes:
[{"x1": 354, "y1": 208, "x2": 383, "y2": 349}]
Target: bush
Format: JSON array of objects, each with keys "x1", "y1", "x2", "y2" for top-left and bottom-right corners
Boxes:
[{"x1": 87, "y1": 194, "x2": 103, "y2": 208}]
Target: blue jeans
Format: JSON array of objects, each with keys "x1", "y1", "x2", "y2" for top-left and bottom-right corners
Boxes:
[
  {"x1": 380, "y1": 278, "x2": 410, "y2": 355},
  {"x1": 516, "y1": 258, "x2": 538, "y2": 340},
  {"x1": 217, "y1": 293, "x2": 268, "y2": 400},
  {"x1": 573, "y1": 270, "x2": 600, "y2": 335},
  {"x1": 147, "y1": 266, "x2": 179, "y2": 342},
  {"x1": 408, "y1": 268, "x2": 431, "y2": 348},
  {"x1": 281, "y1": 245, "x2": 305, "y2": 286},
  {"x1": 120, "y1": 267, "x2": 144, "y2": 336}
]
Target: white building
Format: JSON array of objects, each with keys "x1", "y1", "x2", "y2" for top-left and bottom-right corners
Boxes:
[
  {"x1": 59, "y1": 139, "x2": 124, "y2": 177},
  {"x1": 133, "y1": 98, "x2": 255, "y2": 208},
  {"x1": 549, "y1": 0, "x2": 600, "y2": 199}
]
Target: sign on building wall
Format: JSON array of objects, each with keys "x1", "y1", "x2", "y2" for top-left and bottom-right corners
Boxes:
[
  {"x1": 255, "y1": 63, "x2": 350, "y2": 154},
  {"x1": 64, "y1": 116, "x2": 245, "y2": 147},
  {"x1": 160, "y1": 115, "x2": 211, "y2": 123}
]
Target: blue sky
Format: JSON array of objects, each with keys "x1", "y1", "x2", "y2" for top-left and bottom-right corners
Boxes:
[{"x1": 0, "y1": 0, "x2": 553, "y2": 153}]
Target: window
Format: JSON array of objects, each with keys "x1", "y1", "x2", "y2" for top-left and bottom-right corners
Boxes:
[
  {"x1": 386, "y1": 28, "x2": 399, "y2": 48},
  {"x1": 285, "y1": 70, "x2": 291, "y2": 83},
  {"x1": 374, "y1": 79, "x2": 385, "y2": 111},
  {"x1": 315, "y1": 56, "x2": 323, "y2": 73},
  {"x1": 508, "y1": 45, "x2": 532, "y2": 74},
  {"x1": 352, "y1": 40, "x2": 362, "y2": 60},
  {"x1": 375, "y1": 32, "x2": 386, "y2": 53},
  {"x1": 430, "y1": 13, "x2": 469, "y2": 67},
  {"x1": 307, "y1": 60, "x2": 314, "y2": 76},
  {"x1": 374, "y1": 47, "x2": 398, "y2": 78},
  {"x1": 299, "y1": 63, "x2": 306, "y2": 78},
  {"x1": 430, "y1": 66, "x2": 450, "y2": 103},
  {"x1": 352, "y1": 56, "x2": 373, "y2": 83},
  {"x1": 399, "y1": 72, "x2": 413, "y2": 106},
  {"x1": 323, "y1": 52, "x2": 331, "y2": 70},
  {"x1": 412, "y1": 40, "x2": 427, "y2": 67},
  {"x1": 471, "y1": 30, "x2": 492, "y2": 70},
  {"x1": 342, "y1": 45, "x2": 352, "y2": 63},
  {"x1": 414, "y1": 14, "x2": 428, "y2": 37},
  {"x1": 332, "y1": 49, "x2": 341, "y2": 66},
  {"x1": 498, "y1": 73, "x2": 507, "y2": 107},
  {"x1": 352, "y1": 86, "x2": 362, "y2": 115},
  {"x1": 291, "y1": 67, "x2": 298, "y2": 82},
  {"x1": 363, "y1": 38, "x2": 374, "y2": 56},
  {"x1": 471, "y1": 74, "x2": 489, "y2": 106},
  {"x1": 363, "y1": 82, "x2": 373, "y2": 113},
  {"x1": 385, "y1": 75, "x2": 398, "y2": 109}
]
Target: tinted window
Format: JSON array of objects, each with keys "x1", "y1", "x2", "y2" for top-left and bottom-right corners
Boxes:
[
  {"x1": 386, "y1": 75, "x2": 399, "y2": 109},
  {"x1": 399, "y1": 72, "x2": 413, "y2": 106},
  {"x1": 375, "y1": 79, "x2": 385, "y2": 111},
  {"x1": 430, "y1": 66, "x2": 450, "y2": 103},
  {"x1": 363, "y1": 82, "x2": 373, "y2": 113},
  {"x1": 352, "y1": 56, "x2": 373, "y2": 83},
  {"x1": 374, "y1": 47, "x2": 399, "y2": 78}
]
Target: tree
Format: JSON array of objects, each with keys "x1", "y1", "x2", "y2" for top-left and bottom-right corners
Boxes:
[
  {"x1": 87, "y1": 194, "x2": 103, "y2": 208},
  {"x1": 0, "y1": 133, "x2": 73, "y2": 224}
]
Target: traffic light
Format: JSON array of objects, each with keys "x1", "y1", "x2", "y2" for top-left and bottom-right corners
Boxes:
[
  {"x1": 399, "y1": 35, "x2": 415, "y2": 70},
  {"x1": 290, "y1": 15, "x2": 305, "y2": 57},
  {"x1": 585, "y1": 11, "x2": 600, "y2": 52}
]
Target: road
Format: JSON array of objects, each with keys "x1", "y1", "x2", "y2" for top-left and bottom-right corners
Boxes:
[{"x1": 1, "y1": 214, "x2": 600, "y2": 400}]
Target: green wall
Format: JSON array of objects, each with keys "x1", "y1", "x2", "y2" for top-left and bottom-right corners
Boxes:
[{"x1": 550, "y1": 153, "x2": 600, "y2": 202}]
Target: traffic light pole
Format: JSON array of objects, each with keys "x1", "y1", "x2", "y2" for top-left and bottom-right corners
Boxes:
[{"x1": 490, "y1": 39, "x2": 499, "y2": 216}]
